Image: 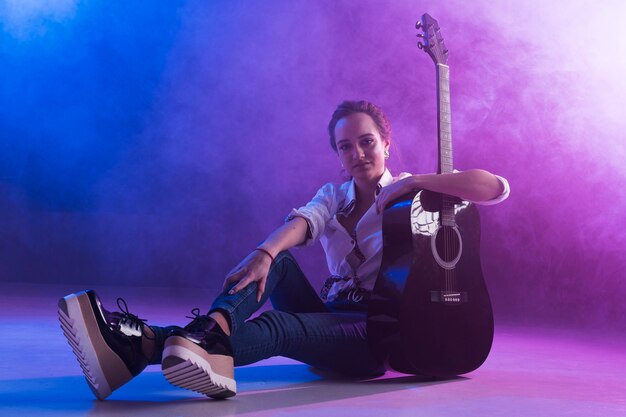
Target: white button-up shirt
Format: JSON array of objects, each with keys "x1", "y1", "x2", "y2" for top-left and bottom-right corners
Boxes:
[{"x1": 287, "y1": 169, "x2": 510, "y2": 297}]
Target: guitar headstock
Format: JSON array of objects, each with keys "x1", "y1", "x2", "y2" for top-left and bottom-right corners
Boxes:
[{"x1": 416, "y1": 13, "x2": 448, "y2": 65}]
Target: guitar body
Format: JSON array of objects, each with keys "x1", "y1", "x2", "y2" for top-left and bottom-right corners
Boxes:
[
  {"x1": 367, "y1": 190, "x2": 493, "y2": 377},
  {"x1": 367, "y1": 13, "x2": 495, "y2": 377}
]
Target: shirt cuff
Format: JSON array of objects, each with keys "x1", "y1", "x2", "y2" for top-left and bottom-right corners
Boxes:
[
  {"x1": 473, "y1": 174, "x2": 510, "y2": 206},
  {"x1": 285, "y1": 209, "x2": 315, "y2": 246}
]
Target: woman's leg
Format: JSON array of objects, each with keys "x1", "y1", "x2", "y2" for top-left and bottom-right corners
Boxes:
[
  {"x1": 208, "y1": 250, "x2": 327, "y2": 335},
  {"x1": 268, "y1": 251, "x2": 328, "y2": 313},
  {"x1": 232, "y1": 310, "x2": 385, "y2": 377},
  {"x1": 216, "y1": 251, "x2": 384, "y2": 376},
  {"x1": 161, "y1": 251, "x2": 331, "y2": 398},
  {"x1": 208, "y1": 250, "x2": 383, "y2": 375}
]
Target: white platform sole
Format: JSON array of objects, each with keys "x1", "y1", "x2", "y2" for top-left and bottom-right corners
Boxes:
[{"x1": 162, "y1": 336, "x2": 236, "y2": 399}]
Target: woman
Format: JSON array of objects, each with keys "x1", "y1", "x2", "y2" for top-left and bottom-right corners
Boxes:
[{"x1": 58, "y1": 100, "x2": 510, "y2": 400}]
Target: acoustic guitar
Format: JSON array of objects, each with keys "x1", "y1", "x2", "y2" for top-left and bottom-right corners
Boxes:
[{"x1": 366, "y1": 13, "x2": 494, "y2": 378}]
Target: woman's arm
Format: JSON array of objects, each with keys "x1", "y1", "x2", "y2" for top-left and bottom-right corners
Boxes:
[
  {"x1": 413, "y1": 169, "x2": 504, "y2": 202},
  {"x1": 223, "y1": 217, "x2": 308, "y2": 301},
  {"x1": 375, "y1": 169, "x2": 505, "y2": 214},
  {"x1": 257, "y1": 216, "x2": 309, "y2": 259},
  {"x1": 224, "y1": 182, "x2": 336, "y2": 301}
]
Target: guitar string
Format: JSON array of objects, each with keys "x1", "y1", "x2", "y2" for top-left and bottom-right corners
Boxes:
[
  {"x1": 439, "y1": 64, "x2": 458, "y2": 294},
  {"x1": 442, "y1": 199, "x2": 457, "y2": 293},
  {"x1": 443, "y1": 226, "x2": 450, "y2": 291}
]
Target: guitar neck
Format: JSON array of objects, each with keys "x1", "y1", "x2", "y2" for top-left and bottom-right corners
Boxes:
[
  {"x1": 437, "y1": 64, "x2": 452, "y2": 175},
  {"x1": 437, "y1": 63, "x2": 457, "y2": 226}
]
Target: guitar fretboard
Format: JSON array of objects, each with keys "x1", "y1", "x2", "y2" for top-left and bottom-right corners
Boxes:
[
  {"x1": 437, "y1": 64, "x2": 452, "y2": 174},
  {"x1": 437, "y1": 64, "x2": 456, "y2": 227}
]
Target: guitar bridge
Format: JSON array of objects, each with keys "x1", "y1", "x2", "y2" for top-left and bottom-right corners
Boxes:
[{"x1": 430, "y1": 291, "x2": 468, "y2": 305}]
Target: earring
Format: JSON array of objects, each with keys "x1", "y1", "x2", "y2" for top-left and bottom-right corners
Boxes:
[{"x1": 384, "y1": 149, "x2": 390, "y2": 160}]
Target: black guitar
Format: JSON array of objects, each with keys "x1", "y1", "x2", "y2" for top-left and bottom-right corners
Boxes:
[{"x1": 366, "y1": 13, "x2": 494, "y2": 378}]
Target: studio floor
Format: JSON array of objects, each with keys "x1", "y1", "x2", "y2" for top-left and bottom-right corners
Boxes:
[{"x1": 1, "y1": 283, "x2": 624, "y2": 417}]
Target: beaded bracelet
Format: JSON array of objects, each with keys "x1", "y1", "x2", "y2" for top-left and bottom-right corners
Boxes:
[{"x1": 255, "y1": 247, "x2": 275, "y2": 263}]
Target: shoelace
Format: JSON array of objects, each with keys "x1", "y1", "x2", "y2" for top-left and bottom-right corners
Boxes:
[
  {"x1": 116, "y1": 297, "x2": 155, "y2": 340},
  {"x1": 184, "y1": 308, "x2": 215, "y2": 333},
  {"x1": 185, "y1": 307, "x2": 203, "y2": 320}
]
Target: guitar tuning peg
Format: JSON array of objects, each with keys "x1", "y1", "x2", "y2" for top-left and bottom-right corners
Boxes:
[
  {"x1": 415, "y1": 21, "x2": 422, "y2": 29},
  {"x1": 418, "y1": 42, "x2": 424, "y2": 49},
  {"x1": 416, "y1": 34, "x2": 424, "y2": 38}
]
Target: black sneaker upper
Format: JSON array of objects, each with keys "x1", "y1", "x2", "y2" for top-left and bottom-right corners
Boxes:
[
  {"x1": 171, "y1": 313, "x2": 233, "y2": 357},
  {"x1": 86, "y1": 290, "x2": 152, "y2": 376}
]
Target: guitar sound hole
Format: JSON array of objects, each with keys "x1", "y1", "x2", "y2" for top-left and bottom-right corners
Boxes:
[{"x1": 434, "y1": 226, "x2": 461, "y2": 262}]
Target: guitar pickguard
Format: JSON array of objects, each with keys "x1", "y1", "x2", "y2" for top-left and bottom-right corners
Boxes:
[
  {"x1": 410, "y1": 190, "x2": 471, "y2": 237},
  {"x1": 411, "y1": 191, "x2": 469, "y2": 269}
]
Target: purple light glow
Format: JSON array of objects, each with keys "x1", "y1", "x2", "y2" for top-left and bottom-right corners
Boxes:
[{"x1": 0, "y1": 0, "x2": 625, "y2": 333}]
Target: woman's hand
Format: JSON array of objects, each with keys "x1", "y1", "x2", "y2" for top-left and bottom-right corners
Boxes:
[
  {"x1": 375, "y1": 176, "x2": 420, "y2": 214},
  {"x1": 223, "y1": 249, "x2": 274, "y2": 302}
]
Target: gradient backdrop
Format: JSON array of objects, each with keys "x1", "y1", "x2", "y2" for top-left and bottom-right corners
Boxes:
[{"x1": 1, "y1": 0, "x2": 625, "y2": 332}]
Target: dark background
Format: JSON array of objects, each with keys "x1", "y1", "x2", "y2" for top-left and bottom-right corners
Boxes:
[{"x1": 1, "y1": 0, "x2": 625, "y2": 332}]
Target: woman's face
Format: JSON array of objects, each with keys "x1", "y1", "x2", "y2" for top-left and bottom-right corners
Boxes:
[{"x1": 334, "y1": 112, "x2": 389, "y2": 184}]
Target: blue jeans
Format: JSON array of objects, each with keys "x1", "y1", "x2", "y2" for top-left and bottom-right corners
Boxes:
[{"x1": 209, "y1": 251, "x2": 385, "y2": 377}]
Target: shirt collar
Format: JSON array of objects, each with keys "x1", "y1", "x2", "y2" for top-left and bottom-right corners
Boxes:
[{"x1": 338, "y1": 169, "x2": 394, "y2": 216}]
